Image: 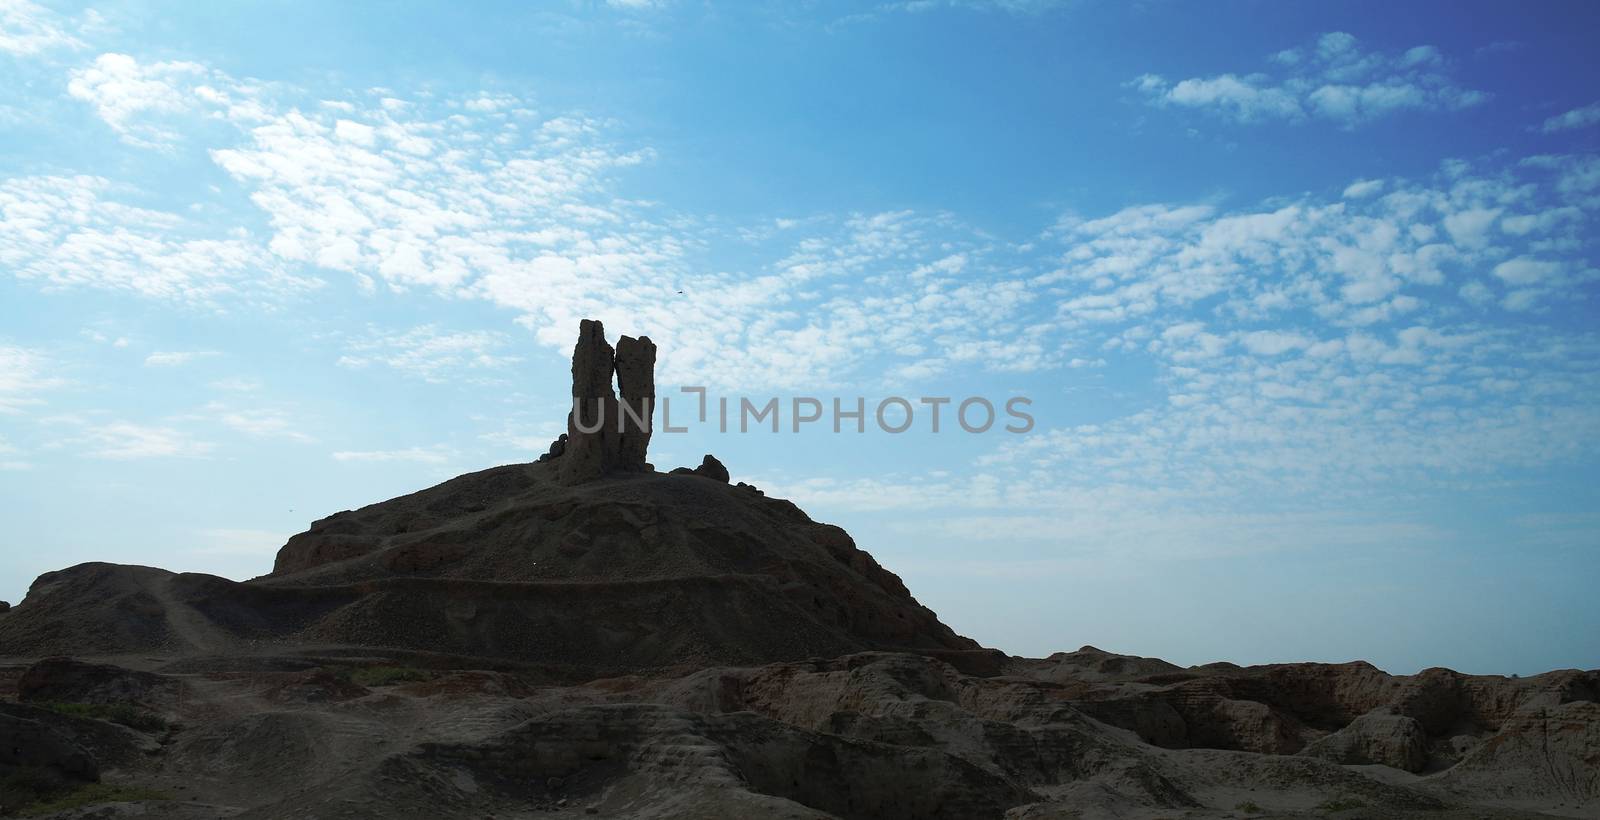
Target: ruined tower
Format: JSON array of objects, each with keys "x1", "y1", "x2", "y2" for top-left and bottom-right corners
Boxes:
[
  {"x1": 552, "y1": 319, "x2": 655, "y2": 485},
  {"x1": 615, "y1": 333, "x2": 657, "y2": 470}
]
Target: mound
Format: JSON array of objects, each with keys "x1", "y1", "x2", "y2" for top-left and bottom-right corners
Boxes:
[
  {"x1": 0, "y1": 464, "x2": 980, "y2": 675},
  {"x1": 0, "y1": 320, "x2": 982, "y2": 675},
  {"x1": 0, "y1": 563, "x2": 186, "y2": 656}
]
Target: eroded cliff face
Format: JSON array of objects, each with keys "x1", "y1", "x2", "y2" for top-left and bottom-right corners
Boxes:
[{"x1": 2, "y1": 647, "x2": 1594, "y2": 819}]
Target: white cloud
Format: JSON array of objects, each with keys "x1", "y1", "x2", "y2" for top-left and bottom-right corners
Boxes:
[
  {"x1": 828, "y1": 0, "x2": 1076, "y2": 22},
  {"x1": 1499, "y1": 206, "x2": 1582, "y2": 236},
  {"x1": 1458, "y1": 280, "x2": 1494, "y2": 306},
  {"x1": 0, "y1": 344, "x2": 63, "y2": 414},
  {"x1": 1342, "y1": 179, "x2": 1385, "y2": 199},
  {"x1": 332, "y1": 446, "x2": 454, "y2": 464},
  {"x1": 1159, "y1": 73, "x2": 1302, "y2": 122},
  {"x1": 333, "y1": 118, "x2": 377, "y2": 145},
  {"x1": 31, "y1": 62, "x2": 1073, "y2": 391},
  {"x1": 81, "y1": 328, "x2": 130, "y2": 347},
  {"x1": 1539, "y1": 101, "x2": 1600, "y2": 134},
  {"x1": 1492, "y1": 257, "x2": 1559, "y2": 286},
  {"x1": 66, "y1": 52, "x2": 275, "y2": 148},
  {"x1": 1240, "y1": 330, "x2": 1310, "y2": 356},
  {"x1": 478, "y1": 416, "x2": 564, "y2": 453},
  {"x1": 976, "y1": 322, "x2": 1599, "y2": 502},
  {"x1": 191, "y1": 88, "x2": 1587, "y2": 402},
  {"x1": 204, "y1": 403, "x2": 313, "y2": 442},
  {"x1": 78, "y1": 421, "x2": 215, "y2": 460},
  {"x1": 0, "y1": 0, "x2": 83, "y2": 55},
  {"x1": 200, "y1": 88, "x2": 1069, "y2": 389},
  {"x1": 994, "y1": 151, "x2": 1600, "y2": 517},
  {"x1": 1049, "y1": 148, "x2": 1597, "y2": 333},
  {"x1": 1134, "y1": 32, "x2": 1487, "y2": 127},
  {"x1": 1441, "y1": 207, "x2": 1500, "y2": 248},
  {"x1": 337, "y1": 324, "x2": 519, "y2": 383},
  {"x1": 1475, "y1": 40, "x2": 1522, "y2": 58},
  {"x1": 210, "y1": 376, "x2": 262, "y2": 392},
  {"x1": 68, "y1": 53, "x2": 211, "y2": 147},
  {"x1": 192, "y1": 528, "x2": 288, "y2": 556},
  {"x1": 144, "y1": 350, "x2": 219, "y2": 367},
  {"x1": 18, "y1": 54, "x2": 1600, "y2": 509},
  {"x1": 0, "y1": 175, "x2": 320, "y2": 304},
  {"x1": 0, "y1": 433, "x2": 26, "y2": 469}
]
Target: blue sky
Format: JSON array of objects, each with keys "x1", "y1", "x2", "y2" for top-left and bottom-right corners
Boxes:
[{"x1": 2, "y1": 0, "x2": 1597, "y2": 675}]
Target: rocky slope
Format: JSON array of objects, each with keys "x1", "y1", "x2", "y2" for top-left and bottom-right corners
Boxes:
[
  {"x1": 0, "y1": 649, "x2": 1594, "y2": 819},
  {"x1": 0, "y1": 460, "x2": 982, "y2": 677}
]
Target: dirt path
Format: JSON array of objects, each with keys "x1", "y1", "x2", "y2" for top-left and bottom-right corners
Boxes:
[{"x1": 152, "y1": 575, "x2": 232, "y2": 655}]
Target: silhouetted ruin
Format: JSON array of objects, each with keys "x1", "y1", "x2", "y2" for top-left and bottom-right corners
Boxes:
[{"x1": 553, "y1": 319, "x2": 657, "y2": 485}]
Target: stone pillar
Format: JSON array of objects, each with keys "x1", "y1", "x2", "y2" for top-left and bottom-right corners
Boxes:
[
  {"x1": 615, "y1": 334, "x2": 656, "y2": 471},
  {"x1": 556, "y1": 319, "x2": 622, "y2": 485}
]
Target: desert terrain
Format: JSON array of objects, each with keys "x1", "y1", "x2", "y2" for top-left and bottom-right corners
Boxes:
[{"x1": 2, "y1": 323, "x2": 1595, "y2": 819}]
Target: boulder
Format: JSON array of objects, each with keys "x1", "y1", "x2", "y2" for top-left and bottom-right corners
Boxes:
[
  {"x1": 538, "y1": 433, "x2": 568, "y2": 463},
  {"x1": 0, "y1": 711, "x2": 99, "y2": 781},
  {"x1": 692, "y1": 454, "x2": 729, "y2": 483},
  {"x1": 18, "y1": 657, "x2": 182, "y2": 710},
  {"x1": 1297, "y1": 706, "x2": 1429, "y2": 772}
]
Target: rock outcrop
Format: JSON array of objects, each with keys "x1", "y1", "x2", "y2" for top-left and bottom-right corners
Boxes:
[
  {"x1": 552, "y1": 320, "x2": 657, "y2": 485},
  {"x1": 0, "y1": 650, "x2": 1523, "y2": 820},
  {"x1": 18, "y1": 657, "x2": 183, "y2": 711},
  {"x1": 0, "y1": 710, "x2": 99, "y2": 782},
  {"x1": 1009, "y1": 649, "x2": 1600, "y2": 786},
  {"x1": 1436, "y1": 698, "x2": 1600, "y2": 802},
  {"x1": 536, "y1": 433, "x2": 567, "y2": 463},
  {"x1": 672, "y1": 453, "x2": 730, "y2": 483},
  {"x1": 615, "y1": 334, "x2": 656, "y2": 471},
  {"x1": 556, "y1": 319, "x2": 623, "y2": 485},
  {"x1": 1297, "y1": 706, "x2": 1428, "y2": 771}
]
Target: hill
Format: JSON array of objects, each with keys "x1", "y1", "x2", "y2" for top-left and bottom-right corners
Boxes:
[{"x1": 0, "y1": 320, "x2": 1594, "y2": 819}]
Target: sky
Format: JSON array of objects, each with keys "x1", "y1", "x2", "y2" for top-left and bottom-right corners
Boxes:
[{"x1": 1, "y1": 0, "x2": 1597, "y2": 676}]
